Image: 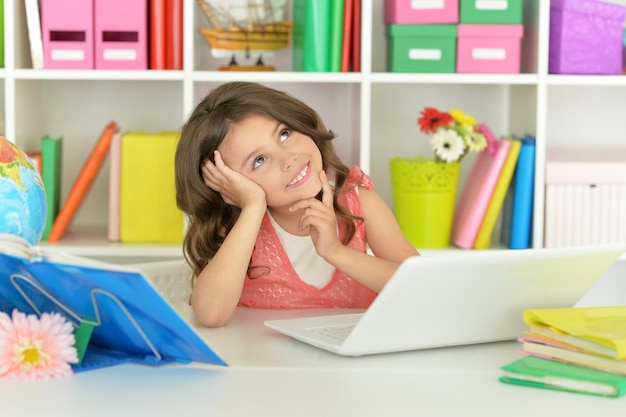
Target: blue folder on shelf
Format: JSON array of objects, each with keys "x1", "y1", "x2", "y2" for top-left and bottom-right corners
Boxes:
[
  {"x1": 0, "y1": 237, "x2": 226, "y2": 371},
  {"x1": 501, "y1": 135, "x2": 536, "y2": 249}
]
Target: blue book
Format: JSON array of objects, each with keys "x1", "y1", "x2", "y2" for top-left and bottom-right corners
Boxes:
[
  {"x1": 501, "y1": 136, "x2": 535, "y2": 249},
  {"x1": 0, "y1": 236, "x2": 227, "y2": 371}
]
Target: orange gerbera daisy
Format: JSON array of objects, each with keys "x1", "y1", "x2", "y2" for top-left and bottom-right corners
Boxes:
[{"x1": 417, "y1": 107, "x2": 454, "y2": 134}]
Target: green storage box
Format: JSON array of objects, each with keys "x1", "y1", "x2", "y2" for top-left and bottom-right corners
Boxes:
[
  {"x1": 387, "y1": 24, "x2": 457, "y2": 73},
  {"x1": 460, "y1": 0, "x2": 523, "y2": 24}
]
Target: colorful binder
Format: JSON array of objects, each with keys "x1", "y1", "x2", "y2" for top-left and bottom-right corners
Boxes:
[
  {"x1": 41, "y1": 0, "x2": 94, "y2": 69},
  {"x1": 352, "y1": 0, "x2": 361, "y2": 72},
  {"x1": 473, "y1": 138, "x2": 521, "y2": 249},
  {"x1": 107, "y1": 131, "x2": 122, "y2": 242},
  {"x1": 452, "y1": 138, "x2": 512, "y2": 249},
  {"x1": 120, "y1": 131, "x2": 184, "y2": 243},
  {"x1": 94, "y1": 0, "x2": 148, "y2": 69},
  {"x1": 48, "y1": 122, "x2": 118, "y2": 242},
  {"x1": 293, "y1": 0, "x2": 333, "y2": 72},
  {"x1": 502, "y1": 136, "x2": 536, "y2": 249},
  {"x1": 165, "y1": 0, "x2": 183, "y2": 70},
  {"x1": 329, "y1": 0, "x2": 345, "y2": 72},
  {"x1": 0, "y1": 239, "x2": 226, "y2": 371},
  {"x1": 150, "y1": 0, "x2": 167, "y2": 69},
  {"x1": 340, "y1": 0, "x2": 354, "y2": 72},
  {"x1": 40, "y1": 135, "x2": 63, "y2": 241}
]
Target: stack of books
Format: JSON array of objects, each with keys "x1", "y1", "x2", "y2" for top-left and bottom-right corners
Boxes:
[{"x1": 499, "y1": 306, "x2": 626, "y2": 398}]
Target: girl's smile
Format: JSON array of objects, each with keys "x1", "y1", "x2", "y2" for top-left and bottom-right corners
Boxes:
[{"x1": 287, "y1": 162, "x2": 311, "y2": 188}]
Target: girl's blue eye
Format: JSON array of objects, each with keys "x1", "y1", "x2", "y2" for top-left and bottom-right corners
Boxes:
[
  {"x1": 279, "y1": 129, "x2": 291, "y2": 143},
  {"x1": 253, "y1": 155, "x2": 267, "y2": 169}
]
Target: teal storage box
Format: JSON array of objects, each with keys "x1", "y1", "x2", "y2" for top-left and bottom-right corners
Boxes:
[
  {"x1": 387, "y1": 24, "x2": 457, "y2": 73},
  {"x1": 460, "y1": 0, "x2": 523, "y2": 24}
]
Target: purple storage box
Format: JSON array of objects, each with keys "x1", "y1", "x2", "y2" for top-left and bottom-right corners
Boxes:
[{"x1": 550, "y1": 0, "x2": 626, "y2": 74}]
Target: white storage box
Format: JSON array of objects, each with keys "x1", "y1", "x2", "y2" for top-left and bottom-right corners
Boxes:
[{"x1": 544, "y1": 148, "x2": 626, "y2": 248}]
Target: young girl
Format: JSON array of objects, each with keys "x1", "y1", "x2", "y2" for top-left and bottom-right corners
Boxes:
[{"x1": 175, "y1": 82, "x2": 419, "y2": 327}]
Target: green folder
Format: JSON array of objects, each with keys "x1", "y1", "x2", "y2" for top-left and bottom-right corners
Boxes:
[
  {"x1": 292, "y1": 0, "x2": 332, "y2": 72},
  {"x1": 41, "y1": 135, "x2": 63, "y2": 240},
  {"x1": 328, "y1": 0, "x2": 344, "y2": 72},
  {"x1": 500, "y1": 356, "x2": 626, "y2": 398}
]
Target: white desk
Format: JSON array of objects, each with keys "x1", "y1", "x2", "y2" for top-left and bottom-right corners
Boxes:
[{"x1": 1, "y1": 306, "x2": 624, "y2": 417}]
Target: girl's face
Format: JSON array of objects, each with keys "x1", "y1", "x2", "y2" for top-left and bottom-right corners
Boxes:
[{"x1": 218, "y1": 114, "x2": 324, "y2": 209}]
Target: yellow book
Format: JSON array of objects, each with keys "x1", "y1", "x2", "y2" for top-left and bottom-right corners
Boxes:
[
  {"x1": 120, "y1": 131, "x2": 184, "y2": 243},
  {"x1": 473, "y1": 138, "x2": 521, "y2": 249},
  {"x1": 523, "y1": 306, "x2": 626, "y2": 360}
]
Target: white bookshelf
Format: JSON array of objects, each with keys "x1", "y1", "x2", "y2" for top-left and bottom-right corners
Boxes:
[{"x1": 2, "y1": 0, "x2": 625, "y2": 259}]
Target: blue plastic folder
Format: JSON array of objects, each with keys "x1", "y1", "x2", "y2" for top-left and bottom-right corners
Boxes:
[{"x1": 0, "y1": 245, "x2": 227, "y2": 371}]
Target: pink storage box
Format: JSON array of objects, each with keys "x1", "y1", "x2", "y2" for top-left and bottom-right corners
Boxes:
[
  {"x1": 384, "y1": 0, "x2": 459, "y2": 24},
  {"x1": 94, "y1": 0, "x2": 147, "y2": 69},
  {"x1": 544, "y1": 148, "x2": 626, "y2": 248},
  {"x1": 456, "y1": 24, "x2": 523, "y2": 73},
  {"x1": 41, "y1": 0, "x2": 94, "y2": 69},
  {"x1": 550, "y1": 0, "x2": 626, "y2": 75}
]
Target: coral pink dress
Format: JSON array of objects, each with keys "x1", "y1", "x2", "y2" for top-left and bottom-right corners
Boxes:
[{"x1": 238, "y1": 166, "x2": 377, "y2": 309}]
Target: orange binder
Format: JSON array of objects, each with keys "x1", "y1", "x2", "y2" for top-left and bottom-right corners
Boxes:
[{"x1": 47, "y1": 121, "x2": 118, "y2": 242}]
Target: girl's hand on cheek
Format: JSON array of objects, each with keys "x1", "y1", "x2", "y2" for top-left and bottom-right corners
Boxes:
[
  {"x1": 290, "y1": 170, "x2": 340, "y2": 260},
  {"x1": 201, "y1": 150, "x2": 266, "y2": 209}
]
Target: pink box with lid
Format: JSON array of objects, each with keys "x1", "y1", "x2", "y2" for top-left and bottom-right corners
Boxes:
[
  {"x1": 456, "y1": 24, "x2": 523, "y2": 73},
  {"x1": 544, "y1": 148, "x2": 626, "y2": 248},
  {"x1": 384, "y1": 0, "x2": 459, "y2": 24},
  {"x1": 41, "y1": 0, "x2": 94, "y2": 69},
  {"x1": 94, "y1": 0, "x2": 147, "y2": 69}
]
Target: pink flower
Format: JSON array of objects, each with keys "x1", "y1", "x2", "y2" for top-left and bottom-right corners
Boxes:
[{"x1": 0, "y1": 310, "x2": 78, "y2": 380}]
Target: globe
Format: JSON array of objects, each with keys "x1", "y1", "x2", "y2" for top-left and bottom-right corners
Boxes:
[{"x1": 0, "y1": 137, "x2": 47, "y2": 246}]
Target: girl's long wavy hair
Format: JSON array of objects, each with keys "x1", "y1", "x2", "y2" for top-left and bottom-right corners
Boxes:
[{"x1": 175, "y1": 82, "x2": 362, "y2": 278}]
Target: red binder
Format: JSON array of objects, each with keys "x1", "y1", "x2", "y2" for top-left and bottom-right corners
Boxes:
[
  {"x1": 352, "y1": 0, "x2": 361, "y2": 72},
  {"x1": 149, "y1": 0, "x2": 166, "y2": 69},
  {"x1": 165, "y1": 0, "x2": 183, "y2": 70}
]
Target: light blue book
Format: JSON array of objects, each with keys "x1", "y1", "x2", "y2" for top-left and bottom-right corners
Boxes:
[{"x1": 501, "y1": 136, "x2": 535, "y2": 249}]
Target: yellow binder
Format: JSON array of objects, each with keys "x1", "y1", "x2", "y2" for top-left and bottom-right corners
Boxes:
[{"x1": 120, "y1": 131, "x2": 184, "y2": 243}]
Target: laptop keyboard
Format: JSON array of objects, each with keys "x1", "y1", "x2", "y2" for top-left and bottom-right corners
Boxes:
[{"x1": 307, "y1": 324, "x2": 356, "y2": 341}]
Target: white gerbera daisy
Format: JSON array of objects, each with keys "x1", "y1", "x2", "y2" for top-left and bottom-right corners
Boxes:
[{"x1": 429, "y1": 128, "x2": 465, "y2": 163}]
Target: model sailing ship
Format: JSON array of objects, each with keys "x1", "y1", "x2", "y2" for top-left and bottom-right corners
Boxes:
[{"x1": 197, "y1": 0, "x2": 292, "y2": 71}]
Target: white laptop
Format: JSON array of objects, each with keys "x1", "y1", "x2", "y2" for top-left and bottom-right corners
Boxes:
[{"x1": 264, "y1": 245, "x2": 625, "y2": 356}]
